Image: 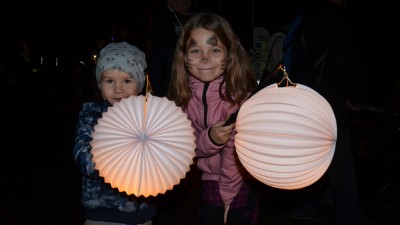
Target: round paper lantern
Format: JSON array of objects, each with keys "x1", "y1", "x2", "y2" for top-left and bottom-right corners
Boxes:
[
  {"x1": 235, "y1": 83, "x2": 336, "y2": 190},
  {"x1": 90, "y1": 94, "x2": 196, "y2": 197}
]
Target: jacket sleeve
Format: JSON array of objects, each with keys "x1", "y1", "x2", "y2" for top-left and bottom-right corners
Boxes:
[
  {"x1": 194, "y1": 126, "x2": 225, "y2": 158},
  {"x1": 184, "y1": 107, "x2": 225, "y2": 158},
  {"x1": 72, "y1": 102, "x2": 103, "y2": 179},
  {"x1": 193, "y1": 122, "x2": 243, "y2": 205},
  {"x1": 219, "y1": 129, "x2": 244, "y2": 205}
]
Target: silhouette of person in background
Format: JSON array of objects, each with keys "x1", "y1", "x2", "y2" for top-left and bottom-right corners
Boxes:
[
  {"x1": 284, "y1": 0, "x2": 366, "y2": 224},
  {"x1": 149, "y1": 0, "x2": 191, "y2": 97}
]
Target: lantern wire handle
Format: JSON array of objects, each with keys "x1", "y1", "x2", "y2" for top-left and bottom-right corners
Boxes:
[
  {"x1": 277, "y1": 65, "x2": 297, "y2": 87},
  {"x1": 144, "y1": 73, "x2": 153, "y2": 123},
  {"x1": 224, "y1": 64, "x2": 296, "y2": 126},
  {"x1": 145, "y1": 73, "x2": 153, "y2": 97}
]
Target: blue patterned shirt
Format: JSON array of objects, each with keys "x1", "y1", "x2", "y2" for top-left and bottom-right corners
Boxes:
[{"x1": 73, "y1": 101, "x2": 156, "y2": 223}]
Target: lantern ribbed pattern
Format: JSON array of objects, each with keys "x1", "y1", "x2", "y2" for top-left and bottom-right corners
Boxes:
[
  {"x1": 235, "y1": 83, "x2": 336, "y2": 190},
  {"x1": 90, "y1": 94, "x2": 196, "y2": 197}
]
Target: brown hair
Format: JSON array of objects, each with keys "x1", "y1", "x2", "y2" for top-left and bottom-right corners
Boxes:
[{"x1": 167, "y1": 12, "x2": 257, "y2": 109}]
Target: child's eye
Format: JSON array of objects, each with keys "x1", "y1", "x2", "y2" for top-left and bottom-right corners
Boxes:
[
  {"x1": 211, "y1": 48, "x2": 222, "y2": 54},
  {"x1": 105, "y1": 79, "x2": 113, "y2": 84},
  {"x1": 124, "y1": 79, "x2": 133, "y2": 84},
  {"x1": 189, "y1": 49, "x2": 200, "y2": 54}
]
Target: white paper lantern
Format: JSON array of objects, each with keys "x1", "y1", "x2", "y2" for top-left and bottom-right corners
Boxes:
[
  {"x1": 235, "y1": 83, "x2": 336, "y2": 190},
  {"x1": 90, "y1": 94, "x2": 196, "y2": 197}
]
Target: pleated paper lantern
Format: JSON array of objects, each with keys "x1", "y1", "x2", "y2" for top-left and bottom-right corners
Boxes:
[
  {"x1": 90, "y1": 94, "x2": 196, "y2": 197},
  {"x1": 235, "y1": 83, "x2": 336, "y2": 190}
]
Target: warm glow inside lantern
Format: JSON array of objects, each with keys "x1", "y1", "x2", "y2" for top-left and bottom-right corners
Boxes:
[
  {"x1": 90, "y1": 94, "x2": 196, "y2": 197},
  {"x1": 234, "y1": 83, "x2": 337, "y2": 190}
]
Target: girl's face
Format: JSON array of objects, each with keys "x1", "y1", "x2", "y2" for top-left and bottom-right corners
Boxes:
[
  {"x1": 99, "y1": 69, "x2": 139, "y2": 105},
  {"x1": 185, "y1": 28, "x2": 227, "y2": 82}
]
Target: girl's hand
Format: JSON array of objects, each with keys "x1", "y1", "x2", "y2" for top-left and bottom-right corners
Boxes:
[{"x1": 210, "y1": 120, "x2": 234, "y2": 145}]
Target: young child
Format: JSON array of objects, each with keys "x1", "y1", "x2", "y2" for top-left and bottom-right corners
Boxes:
[
  {"x1": 73, "y1": 41, "x2": 157, "y2": 225},
  {"x1": 168, "y1": 12, "x2": 260, "y2": 225}
]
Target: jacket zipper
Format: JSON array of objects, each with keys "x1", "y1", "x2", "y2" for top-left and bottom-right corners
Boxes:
[{"x1": 202, "y1": 82, "x2": 210, "y2": 128}]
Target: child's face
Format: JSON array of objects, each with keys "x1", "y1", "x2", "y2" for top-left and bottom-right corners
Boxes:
[
  {"x1": 185, "y1": 28, "x2": 227, "y2": 82},
  {"x1": 99, "y1": 69, "x2": 139, "y2": 105}
]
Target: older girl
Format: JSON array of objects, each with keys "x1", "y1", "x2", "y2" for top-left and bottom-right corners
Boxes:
[{"x1": 168, "y1": 12, "x2": 260, "y2": 225}]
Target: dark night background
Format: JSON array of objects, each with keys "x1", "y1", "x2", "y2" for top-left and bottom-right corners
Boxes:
[
  {"x1": 0, "y1": 0, "x2": 399, "y2": 224},
  {"x1": 1, "y1": 0, "x2": 399, "y2": 104}
]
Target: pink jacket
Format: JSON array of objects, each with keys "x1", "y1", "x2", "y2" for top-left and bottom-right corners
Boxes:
[{"x1": 185, "y1": 75, "x2": 244, "y2": 205}]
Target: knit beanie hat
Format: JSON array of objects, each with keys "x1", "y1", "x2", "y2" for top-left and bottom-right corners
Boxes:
[{"x1": 96, "y1": 42, "x2": 147, "y2": 92}]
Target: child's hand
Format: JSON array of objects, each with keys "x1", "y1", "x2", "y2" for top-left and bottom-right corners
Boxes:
[{"x1": 210, "y1": 120, "x2": 234, "y2": 145}]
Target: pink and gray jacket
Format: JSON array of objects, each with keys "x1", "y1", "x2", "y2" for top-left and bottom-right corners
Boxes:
[{"x1": 185, "y1": 75, "x2": 245, "y2": 205}]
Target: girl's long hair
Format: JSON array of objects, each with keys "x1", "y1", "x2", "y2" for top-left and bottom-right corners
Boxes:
[{"x1": 167, "y1": 12, "x2": 257, "y2": 108}]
